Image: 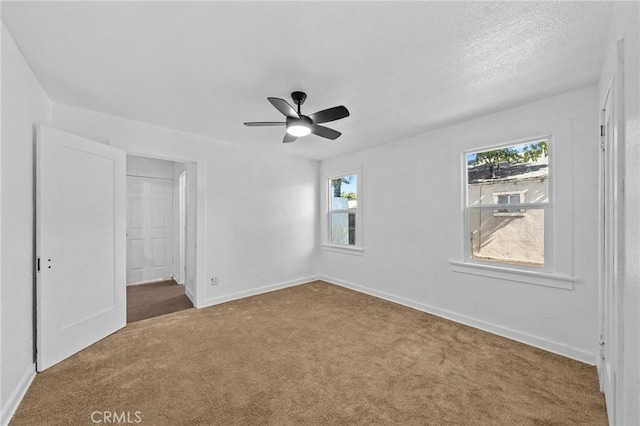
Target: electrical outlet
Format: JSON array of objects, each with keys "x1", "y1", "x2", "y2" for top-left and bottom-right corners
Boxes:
[{"x1": 211, "y1": 276, "x2": 219, "y2": 286}]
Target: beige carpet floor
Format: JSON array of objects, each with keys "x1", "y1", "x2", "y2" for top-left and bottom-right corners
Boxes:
[{"x1": 11, "y1": 281, "x2": 607, "y2": 425}]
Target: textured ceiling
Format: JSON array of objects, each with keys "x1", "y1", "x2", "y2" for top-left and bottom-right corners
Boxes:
[{"x1": 2, "y1": 1, "x2": 615, "y2": 161}]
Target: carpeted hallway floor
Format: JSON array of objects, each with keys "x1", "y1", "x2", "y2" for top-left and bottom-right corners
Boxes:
[{"x1": 10, "y1": 281, "x2": 607, "y2": 425}]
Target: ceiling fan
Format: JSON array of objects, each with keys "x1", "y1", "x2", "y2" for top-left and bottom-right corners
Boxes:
[{"x1": 244, "y1": 91, "x2": 350, "y2": 143}]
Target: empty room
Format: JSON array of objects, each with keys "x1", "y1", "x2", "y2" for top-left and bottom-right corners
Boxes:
[{"x1": 1, "y1": 1, "x2": 639, "y2": 425}]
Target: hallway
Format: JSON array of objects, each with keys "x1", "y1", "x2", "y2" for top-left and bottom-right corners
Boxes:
[{"x1": 127, "y1": 279, "x2": 193, "y2": 323}]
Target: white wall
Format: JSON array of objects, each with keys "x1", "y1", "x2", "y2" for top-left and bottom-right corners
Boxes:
[
  {"x1": 0, "y1": 23, "x2": 52, "y2": 424},
  {"x1": 127, "y1": 155, "x2": 175, "y2": 179},
  {"x1": 52, "y1": 103, "x2": 319, "y2": 306},
  {"x1": 599, "y1": 3, "x2": 640, "y2": 425},
  {"x1": 319, "y1": 86, "x2": 600, "y2": 363}
]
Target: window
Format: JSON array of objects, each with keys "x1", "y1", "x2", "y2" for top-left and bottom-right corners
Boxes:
[
  {"x1": 465, "y1": 138, "x2": 549, "y2": 268},
  {"x1": 497, "y1": 193, "x2": 521, "y2": 206},
  {"x1": 493, "y1": 191, "x2": 525, "y2": 216},
  {"x1": 328, "y1": 174, "x2": 358, "y2": 246}
]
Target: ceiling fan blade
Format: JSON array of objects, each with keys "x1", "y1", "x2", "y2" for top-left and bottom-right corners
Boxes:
[
  {"x1": 311, "y1": 124, "x2": 341, "y2": 140},
  {"x1": 283, "y1": 133, "x2": 297, "y2": 143},
  {"x1": 309, "y1": 105, "x2": 350, "y2": 124},
  {"x1": 268, "y1": 97, "x2": 299, "y2": 119},
  {"x1": 244, "y1": 122, "x2": 286, "y2": 126}
]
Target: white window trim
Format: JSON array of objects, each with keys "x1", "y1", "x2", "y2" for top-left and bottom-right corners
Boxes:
[
  {"x1": 461, "y1": 136, "x2": 555, "y2": 275},
  {"x1": 320, "y1": 244, "x2": 365, "y2": 256},
  {"x1": 449, "y1": 260, "x2": 575, "y2": 290},
  {"x1": 322, "y1": 167, "x2": 363, "y2": 253}
]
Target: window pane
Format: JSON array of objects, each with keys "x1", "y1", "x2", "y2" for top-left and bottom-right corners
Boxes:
[
  {"x1": 467, "y1": 140, "x2": 549, "y2": 206},
  {"x1": 331, "y1": 212, "x2": 349, "y2": 245},
  {"x1": 331, "y1": 196, "x2": 348, "y2": 210},
  {"x1": 329, "y1": 174, "x2": 357, "y2": 245},
  {"x1": 469, "y1": 207, "x2": 544, "y2": 267},
  {"x1": 329, "y1": 175, "x2": 357, "y2": 211},
  {"x1": 497, "y1": 195, "x2": 510, "y2": 205}
]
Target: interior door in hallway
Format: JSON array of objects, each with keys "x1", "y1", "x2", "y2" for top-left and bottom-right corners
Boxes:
[{"x1": 127, "y1": 176, "x2": 174, "y2": 283}]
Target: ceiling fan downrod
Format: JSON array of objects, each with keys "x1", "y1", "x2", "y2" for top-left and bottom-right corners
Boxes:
[{"x1": 291, "y1": 91, "x2": 307, "y2": 115}]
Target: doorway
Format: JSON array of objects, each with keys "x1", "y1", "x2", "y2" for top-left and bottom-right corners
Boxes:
[
  {"x1": 125, "y1": 155, "x2": 193, "y2": 322},
  {"x1": 36, "y1": 125, "x2": 206, "y2": 370}
]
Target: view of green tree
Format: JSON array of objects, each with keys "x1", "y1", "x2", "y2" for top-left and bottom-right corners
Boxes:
[
  {"x1": 521, "y1": 141, "x2": 548, "y2": 163},
  {"x1": 473, "y1": 141, "x2": 548, "y2": 178},
  {"x1": 331, "y1": 177, "x2": 352, "y2": 197},
  {"x1": 340, "y1": 192, "x2": 357, "y2": 201}
]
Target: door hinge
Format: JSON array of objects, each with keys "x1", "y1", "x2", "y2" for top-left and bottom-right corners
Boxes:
[
  {"x1": 600, "y1": 125, "x2": 605, "y2": 137},
  {"x1": 36, "y1": 257, "x2": 40, "y2": 272},
  {"x1": 599, "y1": 338, "x2": 605, "y2": 360}
]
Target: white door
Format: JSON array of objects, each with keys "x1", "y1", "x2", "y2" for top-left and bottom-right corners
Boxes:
[
  {"x1": 126, "y1": 176, "x2": 173, "y2": 284},
  {"x1": 36, "y1": 125, "x2": 126, "y2": 371},
  {"x1": 599, "y1": 78, "x2": 623, "y2": 424}
]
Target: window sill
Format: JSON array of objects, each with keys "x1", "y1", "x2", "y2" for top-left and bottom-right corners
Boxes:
[
  {"x1": 449, "y1": 261, "x2": 575, "y2": 290},
  {"x1": 321, "y1": 244, "x2": 364, "y2": 256}
]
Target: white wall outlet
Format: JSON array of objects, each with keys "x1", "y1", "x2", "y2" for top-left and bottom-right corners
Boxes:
[{"x1": 211, "y1": 276, "x2": 219, "y2": 286}]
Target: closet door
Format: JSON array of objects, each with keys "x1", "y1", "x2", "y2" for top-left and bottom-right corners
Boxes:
[{"x1": 126, "y1": 176, "x2": 173, "y2": 283}]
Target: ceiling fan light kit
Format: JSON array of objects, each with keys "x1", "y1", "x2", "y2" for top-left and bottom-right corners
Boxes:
[
  {"x1": 244, "y1": 91, "x2": 350, "y2": 143},
  {"x1": 287, "y1": 123, "x2": 311, "y2": 137}
]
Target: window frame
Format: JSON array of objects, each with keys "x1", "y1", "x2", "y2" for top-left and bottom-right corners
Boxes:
[
  {"x1": 462, "y1": 136, "x2": 554, "y2": 273},
  {"x1": 322, "y1": 168, "x2": 363, "y2": 255}
]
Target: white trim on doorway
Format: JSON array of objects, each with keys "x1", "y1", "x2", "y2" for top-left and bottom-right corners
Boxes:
[
  {"x1": 123, "y1": 144, "x2": 207, "y2": 308},
  {"x1": 178, "y1": 170, "x2": 187, "y2": 286}
]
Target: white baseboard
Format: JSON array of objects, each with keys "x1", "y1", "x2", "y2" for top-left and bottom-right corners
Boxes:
[
  {"x1": 199, "y1": 276, "x2": 319, "y2": 309},
  {"x1": 1, "y1": 364, "x2": 36, "y2": 426},
  {"x1": 320, "y1": 275, "x2": 596, "y2": 365},
  {"x1": 184, "y1": 286, "x2": 195, "y2": 305}
]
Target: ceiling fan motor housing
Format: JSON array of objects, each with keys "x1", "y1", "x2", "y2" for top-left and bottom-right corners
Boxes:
[
  {"x1": 291, "y1": 91, "x2": 307, "y2": 106},
  {"x1": 286, "y1": 115, "x2": 312, "y2": 127}
]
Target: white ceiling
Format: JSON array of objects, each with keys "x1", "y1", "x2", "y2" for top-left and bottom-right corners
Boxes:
[{"x1": 2, "y1": 1, "x2": 615, "y2": 161}]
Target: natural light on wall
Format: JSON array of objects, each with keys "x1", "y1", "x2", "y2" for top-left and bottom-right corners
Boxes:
[{"x1": 466, "y1": 139, "x2": 549, "y2": 267}]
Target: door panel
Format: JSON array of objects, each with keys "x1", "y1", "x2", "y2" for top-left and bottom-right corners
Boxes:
[
  {"x1": 152, "y1": 238, "x2": 165, "y2": 266},
  {"x1": 36, "y1": 125, "x2": 126, "y2": 371},
  {"x1": 126, "y1": 176, "x2": 173, "y2": 283},
  {"x1": 129, "y1": 239, "x2": 145, "y2": 270},
  {"x1": 603, "y1": 94, "x2": 616, "y2": 406},
  {"x1": 600, "y1": 76, "x2": 624, "y2": 425}
]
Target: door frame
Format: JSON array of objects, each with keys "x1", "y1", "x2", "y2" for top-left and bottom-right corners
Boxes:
[
  {"x1": 178, "y1": 170, "x2": 187, "y2": 285},
  {"x1": 124, "y1": 145, "x2": 206, "y2": 308}
]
